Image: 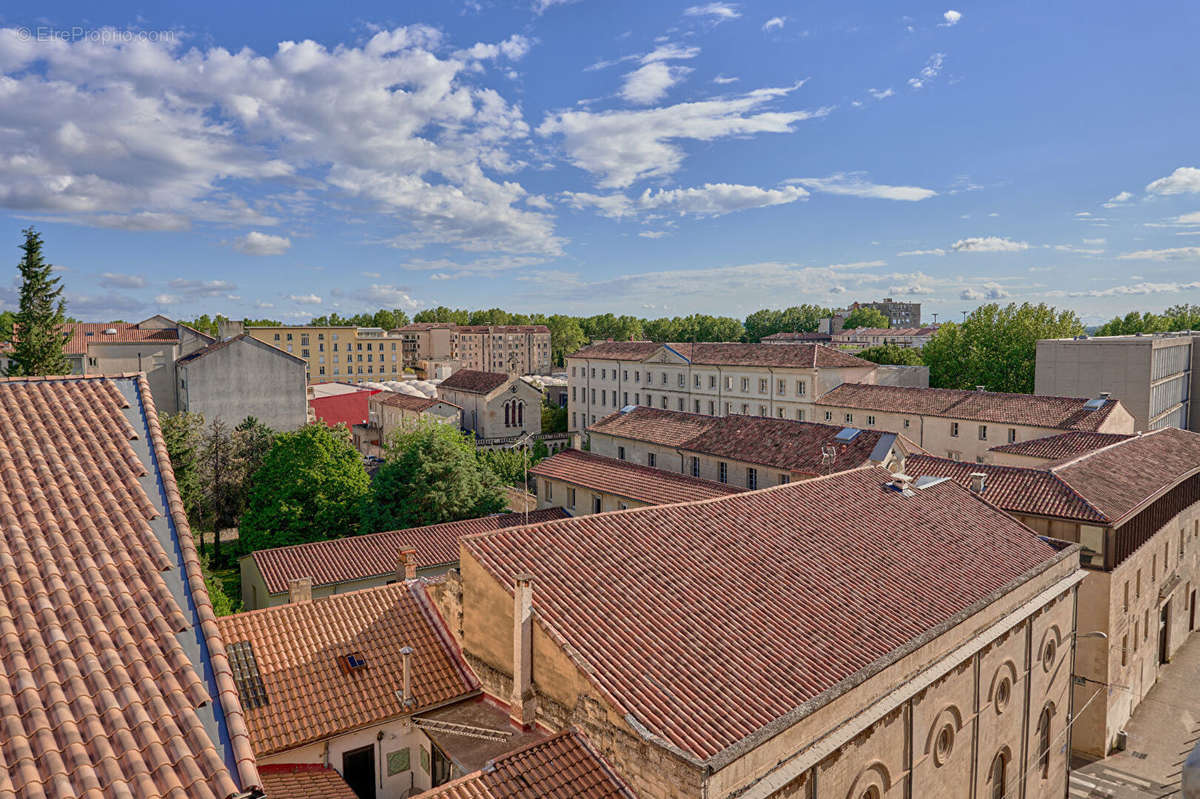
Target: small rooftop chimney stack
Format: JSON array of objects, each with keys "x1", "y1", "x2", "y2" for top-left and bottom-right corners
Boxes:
[
  {"x1": 288, "y1": 576, "x2": 313, "y2": 604},
  {"x1": 1099, "y1": 391, "x2": 1111, "y2": 401},
  {"x1": 510, "y1": 572, "x2": 537, "y2": 728},
  {"x1": 969, "y1": 472, "x2": 987, "y2": 494},
  {"x1": 397, "y1": 547, "x2": 417, "y2": 581},
  {"x1": 399, "y1": 646, "x2": 415, "y2": 707},
  {"x1": 976, "y1": 385, "x2": 986, "y2": 392}
]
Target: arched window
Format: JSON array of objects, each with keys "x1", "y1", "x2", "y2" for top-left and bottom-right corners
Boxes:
[
  {"x1": 990, "y1": 751, "x2": 1007, "y2": 799},
  {"x1": 504, "y1": 402, "x2": 511, "y2": 427},
  {"x1": 517, "y1": 401, "x2": 524, "y2": 426},
  {"x1": 1038, "y1": 704, "x2": 1054, "y2": 778}
]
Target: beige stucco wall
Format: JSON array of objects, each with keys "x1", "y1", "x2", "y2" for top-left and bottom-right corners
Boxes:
[
  {"x1": 438, "y1": 379, "x2": 542, "y2": 439},
  {"x1": 587, "y1": 433, "x2": 800, "y2": 487}
]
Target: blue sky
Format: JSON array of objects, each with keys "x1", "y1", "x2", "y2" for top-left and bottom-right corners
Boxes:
[{"x1": 0, "y1": 0, "x2": 1198, "y2": 325}]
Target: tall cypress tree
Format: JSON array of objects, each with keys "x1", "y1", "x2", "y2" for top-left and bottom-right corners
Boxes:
[{"x1": 4, "y1": 228, "x2": 70, "y2": 376}]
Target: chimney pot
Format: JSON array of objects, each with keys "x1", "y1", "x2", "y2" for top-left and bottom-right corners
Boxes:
[
  {"x1": 397, "y1": 547, "x2": 417, "y2": 581},
  {"x1": 510, "y1": 572, "x2": 537, "y2": 728},
  {"x1": 400, "y1": 646, "x2": 415, "y2": 707},
  {"x1": 1099, "y1": 391, "x2": 1111, "y2": 400},
  {"x1": 288, "y1": 576, "x2": 313, "y2": 604},
  {"x1": 969, "y1": 472, "x2": 987, "y2": 494}
]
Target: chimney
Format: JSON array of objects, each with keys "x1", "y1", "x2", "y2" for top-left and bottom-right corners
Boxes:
[
  {"x1": 969, "y1": 472, "x2": 987, "y2": 494},
  {"x1": 288, "y1": 577, "x2": 313, "y2": 604},
  {"x1": 510, "y1": 572, "x2": 537, "y2": 728},
  {"x1": 397, "y1": 547, "x2": 417, "y2": 581},
  {"x1": 975, "y1": 385, "x2": 986, "y2": 392},
  {"x1": 1099, "y1": 391, "x2": 1112, "y2": 401},
  {"x1": 399, "y1": 646, "x2": 415, "y2": 707}
]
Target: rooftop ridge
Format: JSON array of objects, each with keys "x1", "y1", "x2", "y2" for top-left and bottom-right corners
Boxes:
[{"x1": 1047, "y1": 427, "x2": 1169, "y2": 472}]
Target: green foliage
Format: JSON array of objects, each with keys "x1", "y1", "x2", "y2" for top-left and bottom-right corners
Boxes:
[
  {"x1": 541, "y1": 398, "x2": 567, "y2": 433},
  {"x1": 578, "y1": 313, "x2": 645, "y2": 343},
  {"x1": 413, "y1": 306, "x2": 471, "y2": 325},
  {"x1": 160, "y1": 411, "x2": 207, "y2": 522},
  {"x1": 241, "y1": 424, "x2": 370, "y2": 551},
  {"x1": 923, "y1": 303, "x2": 1084, "y2": 393},
  {"x1": 856, "y1": 343, "x2": 925, "y2": 366},
  {"x1": 545, "y1": 314, "x2": 586, "y2": 365},
  {"x1": 476, "y1": 447, "x2": 538, "y2": 487},
  {"x1": 310, "y1": 309, "x2": 411, "y2": 328},
  {"x1": 202, "y1": 555, "x2": 241, "y2": 616},
  {"x1": 361, "y1": 422, "x2": 506, "y2": 532},
  {"x1": 0, "y1": 310, "x2": 15, "y2": 340},
  {"x1": 842, "y1": 307, "x2": 890, "y2": 330},
  {"x1": 642, "y1": 314, "x2": 745, "y2": 343},
  {"x1": 742, "y1": 304, "x2": 832, "y2": 342},
  {"x1": 181, "y1": 315, "x2": 281, "y2": 336},
  {"x1": 1093, "y1": 304, "x2": 1200, "y2": 337},
  {"x1": 4, "y1": 228, "x2": 70, "y2": 376}
]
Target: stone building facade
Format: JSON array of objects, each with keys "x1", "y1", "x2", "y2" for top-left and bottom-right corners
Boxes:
[
  {"x1": 175, "y1": 334, "x2": 308, "y2": 430},
  {"x1": 436, "y1": 369, "x2": 543, "y2": 440}
]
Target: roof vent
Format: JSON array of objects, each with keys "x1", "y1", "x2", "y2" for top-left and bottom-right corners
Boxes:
[
  {"x1": 1099, "y1": 391, "x2": 1111, "y2": 400},
  {"x1": 889, "y1": 473, "x2": 915, "y2": 496},
  {"x1": 975, "y1": 385, "x2": 986, "y2": 392},
  {"x1": 104, "y1": 328, "x2": 118, "y2": 335},
  {"x1": 834, "y1": 427, "x2": 861, "y2": 442},
  {"x1": 969, "y1": 472, "x2": 987, "y2": 494}
]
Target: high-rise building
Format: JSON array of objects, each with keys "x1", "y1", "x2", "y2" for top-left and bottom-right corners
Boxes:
[{"x1": 851, "y1": 297, "x2": 922, "y2": 327}]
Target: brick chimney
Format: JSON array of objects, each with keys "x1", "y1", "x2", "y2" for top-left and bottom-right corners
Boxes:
[
  {"x1": 397, "y1": 547, "x2": 417, "y2": 581},
  {"x1": 288, "y1": 577, "x2": 313, "y2": 603},
  {"x1": 969, "y1": 472, "x2": 987, "y2": 494},
  {"x1": 510, "y1": 572, "x2": 537, "y2": 728}
]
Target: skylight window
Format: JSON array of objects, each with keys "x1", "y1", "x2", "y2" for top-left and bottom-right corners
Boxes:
[
  {"x1": 834, "y1": 427, "x2": 861, "y2": 442},
  {"x1": 338, "y1": 652, "x2": 369, "y2": 673},
  {"x1": 227, "y1": 641, "x2": 269, "y2": 709}
]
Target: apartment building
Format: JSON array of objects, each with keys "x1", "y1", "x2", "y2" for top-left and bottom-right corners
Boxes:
[
  {"x1": 395, "y1": 323, "x2": 553, "y2": 375},
  {"x1": 851, "y1": 297, "x2": 922, "y2": 327},
  {"x1": 814, "y1": 383, "x2": 1135, "y2": 463},
  {"x1": 434, "y1": 466, "x2": 1085, "y2": 799},
  {"x1": 176, "y1": 333, "x2": 308, "y2": 430},
  {"x1": 237, "y1": 324, "x2": 407, "y2": 383},
  {"x1": 566, "y1": 341, "x2": 877, "y2": 432},
  {"x1": 585, "y1": 405, "x2": 918, "y2": 487},
  {"x1": 833, "y1": 325, "x2": 940, "y2": 351},
  {"x1": 905, "y1": 427, "x2": 1200, "y2": 757},
  {"x1": 1035, "y1": 332, "x2": 1200, "y2": 432}
]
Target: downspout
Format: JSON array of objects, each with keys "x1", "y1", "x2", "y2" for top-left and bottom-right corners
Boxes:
[
  {"x1": 768, "y1": 367, "x2": 775, "y2": 418},
  {"x1": 1065, "y1": 584, "x2": 1081, "y2": 799}
]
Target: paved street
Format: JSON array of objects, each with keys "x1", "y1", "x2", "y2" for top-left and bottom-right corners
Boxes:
[{"x1": 1071, "y1": 632, "x2": 1200, "y2": 798}]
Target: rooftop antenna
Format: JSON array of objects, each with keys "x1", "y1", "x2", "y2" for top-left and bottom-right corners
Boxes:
[
  {"x1": 961, "y1": 310, "x2": 968, "y2": 323},
  {"x1": 931, "y1": 312, "x2": 938, "y2": 325}
]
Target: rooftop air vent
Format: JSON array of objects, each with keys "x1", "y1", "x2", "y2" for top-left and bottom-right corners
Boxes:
[
  {"x1": 834, "y1": 427, "x2": 861, "y2": 442},
  {"x1": 104, "y1": 328, "x2": 118, "y2": 335}
]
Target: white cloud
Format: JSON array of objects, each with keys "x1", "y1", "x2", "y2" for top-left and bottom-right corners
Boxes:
[
  {"x1": 897, "y1": 248, "x2": 947, "y2": 256},
  {"x1": 1052, "y1": 244, "x2": 1104, "y2": 254},
  {"x1": 0, "y1": 25, "x2": 559, "y2": 255},
  {"x1": 713, "y1": 75, "x2": 739, "y2": 84},
  {"x1": 167, "y1": 278, "x2": 238, "y2": 298},
  {"x1": 359, "y1": 284, "x2": 421, "y2": 309},
  {"x1": 867, "y1": 88, "x2": 894, "y2": 100},
  {"x1": 789, "y1": 173, "x2": 937, "y2": 201},
  {"x1": 539, "y1": 83, "x2": 820, "y2": 188},
  {"x1": 1116, "y1": 247, "x2": 1200, "y2": 261},
  {"x1": 1174, "y1": 212, "x2": 1200, "y2": 225},
  {"x1": 1146, "y1": 167, "x2": 1200, "y2": 196},
  {"x1": 561, "y1": 191, "x2": 636, "y2": 219},
  {"x1": 286, "y1": 293, "x2": 324, "y2": 304},
  {"x1": 960, "y1": 282, "x2": 1008, "y2": 301},
  {"x1": 763, "y1": 16, "x2": 786, "y2": 31},
  {"x1": 1068, "y1": 281, "x2": 1200, "y2": 297},
  {"x1": 1083, "y1": 237, "x2": 1107, "y2": 245},
  {"x1": 1102, "y1": 190, "x2": 1134, "y2": 208},
  {"x1": 940, "y1": 10, "x2": 963, "y2": 26},
  {"x1": 99, "y1": 272, "x2": 147, "y2": 289},
  {"x1": 154, "y1": 294, "x2": 181, "y2": 305},
  {"x1": 233, "y1": 231, "x2": 292, "y2": 256},
  {"x1": 638, "y1": 230, "x2": 669, "y2": 238},
  {"x1": 533, "y1": 0, "x2": 578, "y2": 14},
  {"x1": 638, "y1": 183, "x2": 808, "y2": 215},
  {"x1": 621, "y1": 63, "x2": 691, "y2": 105},
  {"x1": 951, "y1": 236, "x2": 1029, "y2": 253},
  {"x1": 684, "y1": 3, "x2": 741, "y2": 21},
  {"x1": 907, "y1": 53, "x2": 945, "y2": 89}
]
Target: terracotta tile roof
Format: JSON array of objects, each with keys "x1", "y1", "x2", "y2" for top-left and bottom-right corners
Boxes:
[
  {"x1": 176, "y1": 333, "x2": 306, "y2": 365},
  {"x1": 251, "y1": 509, "x2": 571, "y2": 595},
  {"x1": 421, "y1": 730, "x2": 634, "y2": 799},
  {"x1": 462, "y1": 466, "x2": 1061, "y2": 763},
  {"x1": 911, "y1": 428, "x2": 1200, "y2": 525},
  {"x1": 904, "y1": 455, "x2": 1107, "y2": 523},
  {"x1": 817, "y1": 383, "x2": 1121, "y2": 431},
  {"x1": 589, "y1": 406, "x2": 902, "y2": 475},
  {"x1": 0, "y1": 374, "x2": 260, "y2": 798},
  {"x1": 438, "y1": 369, "x2": 511, "y2": 395},
  {"x1": 45, "y1": 322, "x2": 180, "y2": 354},
  {"x1": 259, "y1": 764, "x2": 358, "y2": 799},
  {"x1": 214, "y1": 582, "x2": 479, "y2": 756},
  {"x1": 989, "y1": 431, "x2": 1134, "y2": 461},
  {"x1": 530, "y1": 449, "x2": 744, "y2": 505},
  {"x1": 759, "y1": 331, "x2": 833, "y2": 342},
  {"x1": 569, "y1": 341, "x2": 873, "y2": 369},
  {"x1": 376, "y1": 391, "x2": 443, "y2": 412}
]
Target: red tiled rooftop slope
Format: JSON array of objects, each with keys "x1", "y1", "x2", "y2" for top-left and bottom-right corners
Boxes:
[
  {"x1": 439, "y1": 369, "x2": 511, "y2": 394},
  {"x1": 377, "y1": 391, "x2": 442, "y2": 412},
  {"x1": 569, "y1": 341, "x2": 873, "y2": 368},
  {"x1": 259, "y1": 764, "x2": 358, "y2": 799},
  {"x1": 990, "y1": 431, "x2": 1134, "y2": 461},
  {"x1": 530, "y1": 449, "x2": 744, "y2": 505},
  {"x1": 215, "y1": 582, "x2": 478, "y2": 756},
  {"x1": 252, "y1": 508, "x2": 570, "y2": 595},
  {"x1": 589, "y1": 406, "x2": 898, "y2": 474},
  {"x1": 463, "y1": 466, "x2": 1061, "y2": 763},
  {"x1": 0, "y1": 322, "x2": 185, "y2": 355},
  {"x1": 0, "y1": 375, "x2": 259, "y2": 798},
  {"x1": 818, "y1": 383, "x2": 1121, "y2": 430},
  {"x1": 421, "y1": 730, "x2": 633, "y2": 799}
]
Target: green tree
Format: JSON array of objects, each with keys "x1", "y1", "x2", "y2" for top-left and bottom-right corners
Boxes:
[
  {"x1": 476, "y1": 447, "x2": 538, "y2": 487},
  {"x1": 361, "y1": 422, "x2": 506, "y2": 532},
  {"x1": 413, "y1": 306, "x2": 471, "y2": 325},
  {"x1": 545, "y1": 314, "x2": 587, "y2": 365},
  {"x1": 857, "y1": 343, "x2": 925, "y2": 366},
  {"x1": 541, "y1": 398, "x2": 567, "y2": 433},
  {"x1": 923, "y1": 303, "x2": 1084, "y2": 393},
  {"x1": 579, "y1": 313, "x2": 643, "y2": 342},
  {"x1": 160, "y1": 412, "x2": 207, "y2": 523},
  {"x1": 195, "y1": 418, "x2": 241, "y2": 562},
  {"x1": 0, "y1": 310, "x2": 15, "y2": 341},
  {"x1": 742, "y1": 304, "x2": 830, "y2": 341},
  {"x1": 842, "y1": 307, "x2": 890, "y2": 330},
  {"x1": 241, "y1": 424, "x2": 370, "y2": 551},
  {"x1": 4, "y1": 228, "x2": 70, "y2": 376}
]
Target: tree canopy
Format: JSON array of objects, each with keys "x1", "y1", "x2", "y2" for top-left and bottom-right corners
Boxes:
[
  {"x1": 856, "y1": 343, "x2": 925, "y2": 366},
  {"x1": 240, "y1": 423, "x2": 370, "y2": 551},
  {"x1": 360, "y1": 422, "x2": 506, "y2": 533},
  {"x1": 922, "y1": 302, "x2": 1084, "y2": 393},
  {"x1": 842, "y1": 307, "x2": 890, "y2": 330},
  {"x1": 4, "y1": 228, "x2": 70, "y2": 376},
  {"x1": 742, "y1": 305, "x2": 831, "y2": 342},
  {"x1": 1093, "y1": 304, "x2": 1200, "y2": 337}
]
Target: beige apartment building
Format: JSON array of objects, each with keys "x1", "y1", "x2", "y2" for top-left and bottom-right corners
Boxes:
[
  {"x1": 814, "y1": 382, "x2": 1134, "y2": 463},
  {"x1": 1036, "y1": 332, "x2": 1200, "y2": 432},
  {"x1": 234, "y1": 323, "x2": 407, "y2": 383},
  {"x1": 395, "y1": 323, "x2": 553, "y2": 375},
  {"x1": 431, "y1": 466, "x2": 1086, "y2": 799},
  {"x1": 566, "y1": 341, "x2": 877, "y2": 432},
  {"x1": 905, "y1": 427, "x2": 1200, "y2": 758},
  {"x1": 585, "y1": 405, "x2": 919, "y2": 488}
]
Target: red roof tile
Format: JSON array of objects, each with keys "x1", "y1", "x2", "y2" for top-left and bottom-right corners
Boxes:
[
  {"x1": 438, "y1": 369, "x2": 511, "y2": 394},
  {"x1": 817, "y1": 383, "x2": 1122, "y2": 430},
  {"x1": 0, "y1": 375, "x2": 259, "y2": 798},
  {"x1": 989, "y1": 431, "x2": 1134, "y2": 461},
  {"x1": 530, "y1": 449, "x2": 744, "y2": 505},
  {"x1": 215, "y1": 582, "x2": 478, "y2": 756},
  {"x1": 569, "y1": 341, "x2": 873, "y2": 369},
  {"x1": 589, "y1": 406, "x2": 902, "y2": 474},
  {"x1": 64, "y1": 321, "x2": 180, "y2": 353},
  {"x1": 463, "y1": 467, "x2": 1062, "y2": 763},
  {"x1": 567, "y1": 341, "x2": 661, "y2": 360},
  {"x1": 376, "y1": 391, "x2": 456, "y2": 413},
  {"x1": 259, "y1": 764, "x2": 358, "y2": 799},
  {"x1": 421, "y1": 730, "x2": 634, "y2": 799},
  {"x1": 252, "y1": 509, "x2": 571, "y2": 595}
]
